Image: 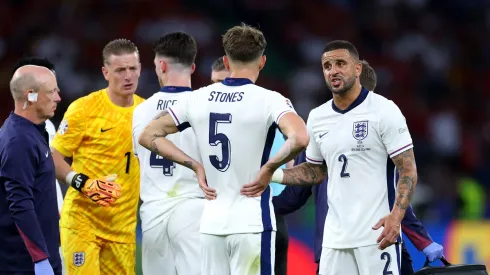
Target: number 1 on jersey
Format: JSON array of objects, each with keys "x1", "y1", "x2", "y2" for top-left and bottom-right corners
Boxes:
[
  {"x1": 209, "y1": 113, "x2": 232, "y2": 172},
  {"x1": 338, "y1": 154, "x2": 350, "y2": 178}
]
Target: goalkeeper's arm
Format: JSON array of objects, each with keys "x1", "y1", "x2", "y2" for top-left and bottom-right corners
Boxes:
[{"x1": 51, "y1": 148, "x2": 121, "y2": 206}]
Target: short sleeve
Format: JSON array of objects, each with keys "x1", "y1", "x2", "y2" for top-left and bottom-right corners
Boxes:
[
  {"x1": 51, "y1": 100, "x2": 86, "y2": 157},
  {"x1": 305, "y1": 114, "x2": 324, "y2": 165},
  {"x1": 266, "y1": 92, "x2": 296, "y2": 126},
  {"x1": 132, "y1": 108, "x2": 142, "y2": 156},
  {"x1": 379, "y1": 101, "x2": 413, "y2": 158},
  {"x1": 167, "y1": 94, "x2": 191, "y2": 132}
]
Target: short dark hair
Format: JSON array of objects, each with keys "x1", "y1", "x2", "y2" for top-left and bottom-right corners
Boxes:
[
  {"x1": 359, "y1": 60, "x2": 377, "y2": 90},
  {"x1": 323, "y1": 40, "x2": 359, "y2": 61},
  {"x1": 211, "y1": 57, "x2": 226, "y2": 72},
  {"x1": 13, "y1": 56, "x2": 55, "y2": 74},
  {"x1": 102, "y1": 38, "x2": 139, "y2": 65},
  {"x1": 153, "y1": 32, "x2": 197, "y2": 67},
  {"x1": 222, "y1": 23, "x2": 267, "y2": 62}
]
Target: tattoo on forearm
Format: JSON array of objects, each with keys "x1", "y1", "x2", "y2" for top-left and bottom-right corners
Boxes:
[
  {"x1": 392, "y1": 149, "x2": 417, "y2": 210},
  {"x1": 153, "y1": 110, "x2": 169, "y2": 120},
  {"x1": 183, "y1": 161, "x2": 194, "y2": 169},
  {"x1": 282, "y1": 162, "x2": 327, "y2": 186}
]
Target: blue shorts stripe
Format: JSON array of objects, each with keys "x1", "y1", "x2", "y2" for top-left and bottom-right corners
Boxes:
[
  {"x1": 260, "y1": 231, "x2": 272, "y2": 275},
  {"x1": 395, "y1": 243, "x2": 401, "y2": 273}
]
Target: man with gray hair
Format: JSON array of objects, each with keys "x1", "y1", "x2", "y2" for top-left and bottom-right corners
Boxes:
[{"x1": 0, "y1": 65, "x2": 62, "y2": 274}]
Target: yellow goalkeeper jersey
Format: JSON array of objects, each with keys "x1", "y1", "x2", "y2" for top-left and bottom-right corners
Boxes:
[{"x1": 52, "y1": 88, "x2": 144, "y2": 243}]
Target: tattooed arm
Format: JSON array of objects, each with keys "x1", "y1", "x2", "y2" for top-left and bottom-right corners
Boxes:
[
  {"x1": 281, "y1": 162, "x2": 327, "y2": 186},
  {"x1": 138, "y1": 110, "x2": 199, "y2": 171},
  {"x1": 241, "y1": 112, "x2": 309, "y2": 197},
  {"x1": 390, "y1": 148, "x2": 418, "y2": 221}
]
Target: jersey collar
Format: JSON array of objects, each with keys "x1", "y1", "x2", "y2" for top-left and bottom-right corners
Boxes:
[
  {"x1": 332, "y1": 87, "x2": 369, "y2": 114},
  {"x1": 159, "y1": 86, "x2": 193, "y2": 93},
  {"x1": 221, "y1": 77, "x2": 254, "y2": 86}
]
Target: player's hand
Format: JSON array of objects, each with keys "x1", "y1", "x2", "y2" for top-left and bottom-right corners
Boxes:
[
  {"x1": 70, "y1": 173, "x2": 121, "y2": 207},
  {"x1": 34, "y1": 259, "x2": 54, "y2": 275},
  {"x1": 372, "y1": 214, "x2": 401, "y2": 250},
  {"x1": 423, "y1": 242, "x2": 444, "y2": 262},
  {"x1": 195, "y1": 164, "x2": 216, "y2": 200},
  {"x1": 240, "y1": 167, "x2": 273, "y2": 197}
]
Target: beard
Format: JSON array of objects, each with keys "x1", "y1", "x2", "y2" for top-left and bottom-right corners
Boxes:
[{"x1": 326, "y1": 75, "x2": 356, "y2": 95}]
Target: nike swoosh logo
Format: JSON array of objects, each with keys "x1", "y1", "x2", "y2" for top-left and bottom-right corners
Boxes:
[
  {"x1": 319, "y1": 132, "x2": 329, "y2": 138},
  {"x1": 45, "y1": 151, "x2": 49, "y2": 158},
  {"x1": 101, "y1": 127, "x2": 115, "y2": 132}
]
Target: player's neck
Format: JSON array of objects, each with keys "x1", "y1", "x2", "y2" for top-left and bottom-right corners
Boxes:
[
  {"x1": 229, "y1": 68, "x2": 259, "y2": 83},
  {"x1": 106, "y1": 89, "x2": 134, "y2": 107},
  {"x1": 161, "y1": 73, "x2": 192, "y2": 88},
  {"x1": 14, "y1": 104, "x2": 45, "y2": 125},
  {"x1": 332, "y1": 83, "x2": 362, "y2": 110}
]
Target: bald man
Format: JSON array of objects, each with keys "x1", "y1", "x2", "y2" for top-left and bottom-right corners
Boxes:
[{"x1": 0, "y1": 65, "x2": 62, "y2": 274}]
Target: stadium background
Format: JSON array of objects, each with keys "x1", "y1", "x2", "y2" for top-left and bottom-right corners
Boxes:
[{"x1": 1, "y1": 0, "x2": 490, "y2": 274}]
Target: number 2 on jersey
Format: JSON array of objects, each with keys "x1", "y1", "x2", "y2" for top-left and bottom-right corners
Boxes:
[
  {"x1": 209, "y1": 113, "x2": 232, "y2": 172},
  {"x1": 380, "y1": 252, "x2": 393, "y2": 275},
  {"x1": 338, "y1": 154, "x2": 350, "y2": 178}
]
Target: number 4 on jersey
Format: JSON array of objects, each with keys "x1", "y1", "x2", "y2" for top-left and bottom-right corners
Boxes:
[{"x1": 150, "y1": 152, "x2": 176, "y2": 176}]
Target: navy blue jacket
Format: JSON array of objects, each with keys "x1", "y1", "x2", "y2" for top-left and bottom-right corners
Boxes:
[
  {"x1": 0, "y1": 112, "x2": 61, "y2": 273},
  {"x1": 273, "y1": 151, "x2": 433, "y2": 263}
]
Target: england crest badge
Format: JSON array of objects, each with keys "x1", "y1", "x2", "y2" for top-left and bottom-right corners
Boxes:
[
  {"x1": 73, "y1": 252, "x2": 85, "y2": 267},
  {"x1": 353, "y1": 121, "x2": 368, "y2": 140}
]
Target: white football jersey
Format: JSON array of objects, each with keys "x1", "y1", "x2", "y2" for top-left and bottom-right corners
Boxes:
[
  {"x1": 45, "y1": 119, "x2": 64, "y2": 214},
  {"x1": 305, "y1": 88, "x2": 413, "y2": 249},
  {"x1": 132, "y1": 86, "x2": 204, "y2": 232},
  {"x1": 168, "y1": 78, "x2": 295, "y2": 235}
]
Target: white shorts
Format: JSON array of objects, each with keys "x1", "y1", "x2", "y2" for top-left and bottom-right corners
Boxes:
[
  {"x1": 201, "y1": 231, "x2": 276, "y2": 275},
  {"x1": 319, "y1": 244, "x2": 401, "y2": 275},
  {"x1": 142, "y1": 198, "x2": 204, "y2": 275}
]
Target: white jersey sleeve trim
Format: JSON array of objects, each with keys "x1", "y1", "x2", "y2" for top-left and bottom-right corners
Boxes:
[
  {"x1": 275, "y1": 110, "x2": 295, "y2": 125},
  {"x1": 168, "y1": 107, "x2": 181, "y2": 126},
  {"x1": 389, "y1": 143, "x2": 413, "y2": 158},
  {"x1": 306, "y1": 155, "x2": 323, "y2": 164}
]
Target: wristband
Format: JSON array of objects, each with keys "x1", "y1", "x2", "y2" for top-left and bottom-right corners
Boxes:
[
  {"x1": 67, "y1": 171, "x2": 89, "y2": 192},
  {"x1": 271, "y1": 169, "x2": 284, "y2": 183}
]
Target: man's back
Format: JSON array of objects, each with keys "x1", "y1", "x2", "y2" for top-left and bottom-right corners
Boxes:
[
  {"x1": 168, "y1": 78, "x2": 295, "y2": 234},
  {"x1": 133, "y1": 87, "x2": 203, "y2": 232}
]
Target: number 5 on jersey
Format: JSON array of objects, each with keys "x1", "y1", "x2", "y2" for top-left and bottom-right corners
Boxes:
[{"x1": 209, "y1": 113, "x2": 232, "y2": 172}]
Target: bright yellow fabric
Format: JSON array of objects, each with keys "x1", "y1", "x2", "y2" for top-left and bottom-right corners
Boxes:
[{"x1": 52, "y1": 88, "x2": 144, "y2": 243}]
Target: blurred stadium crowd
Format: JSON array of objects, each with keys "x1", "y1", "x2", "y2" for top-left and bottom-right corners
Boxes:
[{"x1": 1, "y1": 0, "x2": 489, "y2": 226}]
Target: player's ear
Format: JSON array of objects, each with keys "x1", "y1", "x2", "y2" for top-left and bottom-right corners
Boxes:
[
  {"x1": 223, "y1": 56, "x2": 230, "y2": 71},
  {"x1": 258, "y1": 55, "x2": 266, "y2": 71},
  {"x1": 190, "y1": 63, "x2": 196, "y2": 74},
  {"x1": 101, "y1": 66, "x2": 110, "y2": 81},
  {"x1": 355, "y1": 60, "x2": 362, "y2": 78},
  {"x1": 160, "y1": 60, "x2": 167, "y2": 74}
]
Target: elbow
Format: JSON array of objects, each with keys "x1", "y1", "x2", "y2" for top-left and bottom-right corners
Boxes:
[
  {"x1": 138, "y1": 131, "x2": 148, "y2": 149},
  {"x1": 295, "y1": 131, "x2": 309, "y2": 151}
]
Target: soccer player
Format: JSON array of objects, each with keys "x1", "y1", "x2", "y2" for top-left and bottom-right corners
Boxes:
[
  {"x1": 211, "y1": 57, "x2": 229, "y2": 83},
  {"x1": 243, "y1": 40, "x2": 418, "y2": 275},
  {"x1": 133, "y1": 32, "x2": 204, "y2": 275},
  {"x1": 210, "y1": 56, "x2": 292, "y2": 275},
  {"x1": 273, "y1": 59, "x2": 444, "y2": 275},
  {"x1": 0, "y1": 65, "x2": 61, "y2": 274},
  {"x1": 50, "y1": 39, "x2": 144, "y2": 274},
  {"x1": 139, "y1": 24, "x2": 309, "y2": 275}
]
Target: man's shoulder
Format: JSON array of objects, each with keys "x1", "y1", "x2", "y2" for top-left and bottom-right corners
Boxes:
[{"x1": 308, "y1": 101, "x2": 333, "y2": 120}]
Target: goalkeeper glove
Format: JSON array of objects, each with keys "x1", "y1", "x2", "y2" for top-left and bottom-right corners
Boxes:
[{"x1": 67, "y1": 172, "x2": 121, "y2": 207}]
